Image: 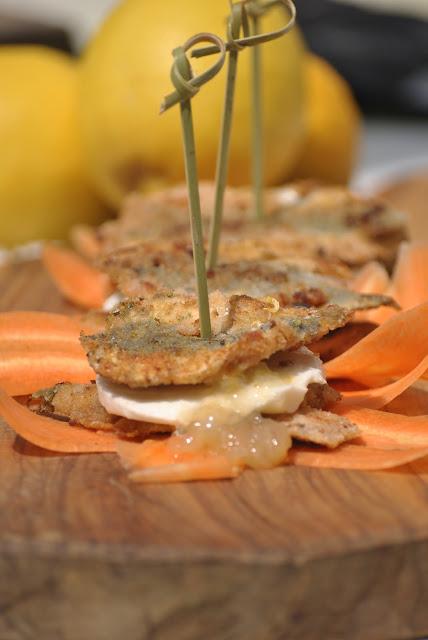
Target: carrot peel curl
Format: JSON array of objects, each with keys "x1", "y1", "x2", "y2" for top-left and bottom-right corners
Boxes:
[
  {"x1": 43, "y1": 244, "x2": 111, "y2": 310},
  {"x1": 0, "y1": 388, "x2": 116, "y2": 453}
]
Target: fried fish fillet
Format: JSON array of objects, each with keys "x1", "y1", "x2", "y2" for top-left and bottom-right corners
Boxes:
[
  {"x1": 271, "y1": 183, "x2": 405, "y2": 239},
  {"x1": 221, "y1": 183, "x2": 404, "y2": 267},
  {"x1": 220, "y1": 227, "x2": 392, "y2": 268},
  {"x1": 80, "y1": 182, "x2": 405, "y2": 268},
  {"x1": 99, "y1": 245, "x2": 394, "y2": 313},
  {"x1": 81, "y1": 293, "x2": 352, "y2": 388},
  {"x1": 32, "y1": 383, "x2": 115, "y2": 429},
  {"x1": 311, "y1": 322, "x2": 377, "y2": 361},
  {"x1": 94, "y1": 183, "x2": 242, "y2": 255},
  {"x1": 282, "y1": 409, "x2": 360, "y2": 448},
  {"x1": 31, "y1": 383, "x2": 173, "y2": 436},
  {"x1": 99, "y1": 238, "x2": 352, "y2": 284},
  {"x1": 30, "y1": 381, "x2": 359, "y2": 448}
]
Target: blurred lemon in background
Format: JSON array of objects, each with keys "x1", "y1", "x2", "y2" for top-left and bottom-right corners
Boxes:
[
  {"x1": 291, "y1": 53, "x2": 361, "y2": 185},
  {"x1": 0, "y1": 46, "x2": 108, "y2": 247},
  {"x1": 79, "y1": 0, "x2": 306, "y2": 206}
]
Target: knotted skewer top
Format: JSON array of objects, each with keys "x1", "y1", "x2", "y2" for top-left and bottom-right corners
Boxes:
[
  {"x1": 226, "y1": 2, "x2": 251, "y2": 53},
  {"x1": 160, "y1": 33, "x2": 226, "y2": 113},
  {"x1": 192, "y1": 0, "x2": 296, "y2": 59}
]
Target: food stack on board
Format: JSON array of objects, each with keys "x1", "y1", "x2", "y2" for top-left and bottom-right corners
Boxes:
[{"x1": 2, "y1": 0, "x2": 428, "y2": 483}]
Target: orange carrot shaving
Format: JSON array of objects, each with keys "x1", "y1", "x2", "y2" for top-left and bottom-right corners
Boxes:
[
  {"x1": 1, "y1": 340, "x2": 84, "y2": 355},
  {"x1": 0, "y1": 349, "x2": 94, "y2": 395},
  {"x1": 349, "y1": 243, "x2": 428, "y2": 326},
  {"x1": 390, "y1": 242, "x2": 428, "y2": 311},
  {"x1": 0, "y1": 388, "x2": 117, "y2": 453},
  {"x1": 350, "y1": 261, "x2": 397, "y2": 325},
  {"x1": 385, "y1": 385, "x2": 428, "y2": 416},
  {"x1": 128, "y1": 460, "x2": 241, "y2": 483},
  {"x1": 70, "y1": 224, "x2": 102, "y2": 261},
  {"x1": 351, "y1": 261, "x2": 390, "y2": 296},
  {"x1": 325, "y1": 303, "x2": 428, "y2": 385},
  {"x1": 0, "y1": 311, "x2": 95, "y2": 394},
  {"x1": 122, "y1": 423, "x2": 428, "y2": 475},
  {"x1": 0, "y1": 311, "x2": 81, "y2": 344},
  {"x1": 288, "y1": 443, "x2": 428, "y2": 470},
  {"x1": 118, "y1": 439, "x2": 242, "y2": 483},
  {"x1": 359, "y1": 305, "x2": 397, "y2": 327},
  {"x1": 43, "y1": 244, "x2": 112, "y2": 309},
  {"x1": 118, "y1": 438, "x2": 180, "y2": 468},
  {"x1": 339, "y1": 354, "x2": 428, "y2": 409},
  {"x1": 334, "y1": 406, "x2": 428, "y2": 448},
  {"x1": 403, "y1": 457, "x2": 428, "y2": 474}
]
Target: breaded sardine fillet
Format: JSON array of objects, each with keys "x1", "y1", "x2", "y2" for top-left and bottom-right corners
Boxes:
[
  {"x1": 99, "y1": 245, "x2": 394, "y2": 313},
  {"x1": 220, "y1": 227, "x2": 392, "y2": 268},
  {"x1": 81, "y1": 293, "x2": 352, "y2": 388},
  {"x1": 80, "y1": 182, "x2": 405, "y2": 268},
  {"x1": 32, "y1": 383, "x2": 173, "y2": 436},
  {"x1": 33, "y1": 382, "x2": 114, "y2": 429}
]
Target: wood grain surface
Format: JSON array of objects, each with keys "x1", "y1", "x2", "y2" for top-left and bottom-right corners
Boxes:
[{"x1": 1, "y1": 262, "x2": 428, "y2": 640}]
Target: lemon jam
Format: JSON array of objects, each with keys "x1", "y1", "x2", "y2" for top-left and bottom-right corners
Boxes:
[{"x1": 173, "y1": 409, "x2": 292, "y2": 469}]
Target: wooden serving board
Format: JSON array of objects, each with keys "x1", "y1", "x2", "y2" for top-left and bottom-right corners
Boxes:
[{"x1": 2, "y1": 262, "x2": 428, "y2": 640}]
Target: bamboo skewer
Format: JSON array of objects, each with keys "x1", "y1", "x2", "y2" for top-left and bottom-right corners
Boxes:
[
  {"x1": 161, "y1": 34, "x2": 226, "y2": 339},
  {"x1": 207, "y1": 2, "x2": 250, "y2": 269},
  {"x1": 193, "y1": 0, "x2": 296, "y2": 226},
  {"x1": 250, "y1": 9, "x2": 264, "y2": 221}
]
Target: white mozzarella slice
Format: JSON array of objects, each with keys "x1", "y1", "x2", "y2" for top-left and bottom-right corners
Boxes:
[{"x1": 96, "y1": 347, "x2": 326, "y2": 428}]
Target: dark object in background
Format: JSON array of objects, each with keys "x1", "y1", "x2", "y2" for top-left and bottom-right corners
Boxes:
[
  {"x1": 0, "y1": 14, "x2": 72, "y2": 53},
  {"x1": 298, "y1": 0, "x2": 428, "y2": 116}
]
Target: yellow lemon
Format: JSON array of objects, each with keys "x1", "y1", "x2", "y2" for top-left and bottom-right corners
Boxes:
[
  {"x1": 292, "y1": 54, "x2": 361, "y2": 185},
  {"x1": 0, "y1": 46, "x2": 108, "y2": 248},
  {"x1": 79, "y1": 0, "x2": 306, "y2": 206}
]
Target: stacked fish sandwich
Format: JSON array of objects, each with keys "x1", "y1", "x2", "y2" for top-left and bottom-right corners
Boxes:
[
  {"x1": 42, "y1": 246, "x2": 393, "y2": 472},
  {"x1": 30, "y1": 197, "x2": 401, "y2": 477},
  {"x1": 80, "y1": 291, "x2": 360, "y2": 469}
]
